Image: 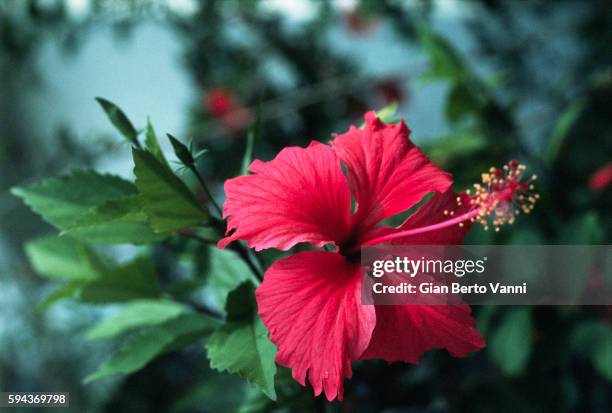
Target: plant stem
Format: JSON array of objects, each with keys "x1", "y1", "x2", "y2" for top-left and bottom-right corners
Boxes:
[
  {"x1": 189, "y1": 165, "x2": 223, "y2": 217},
  {"x1": 185, "y1": 222, "x2": 264, "y2": 283},
  {"x1": 229, "y1": 243, "x2": 264, "y2": 283}
]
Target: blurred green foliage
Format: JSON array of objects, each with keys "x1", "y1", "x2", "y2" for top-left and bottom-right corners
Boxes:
[{"x1": 1, "y1": 1, "x2": 611, "y2": 412}]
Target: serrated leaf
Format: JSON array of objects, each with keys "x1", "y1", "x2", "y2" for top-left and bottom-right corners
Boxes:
[
  {"x1": 12, "y1": 170, "x2": 136, "y2": 229},
  {"x1": 207, "y1": 282, "x2": 277, "y2": 400},
  {"x1": 13, "y1": 171, "x2": 164, "y2": 245},
  {"x1": 64, "y1": 195, "x2": 166, "y2": 244},
  {"x1": 25, "y1": 236, "x2": 104, "y2": 281},
  {"x1": 79, "y1": 256, "x2": 161, "y2": 303},
  {"x1": 133, "y1": 148, "x2": 208, "y2": 232},
  {"x1": 95, "y1": 97, "x2": 138, "y2": 145},
  {"x1": 85, "y1": 299, "x2": 188, "y2": 341},
  {"x1": 145, "y1": 118, "x2": 168, "y2": 166},
  {"x1": 26, "y1": 238, "x2": 165, "y2": 307},
  {"x1": 488, "y1": 308, "x2": 533, "y2": 376},
  {"x1": 85, "y1": 313, "x2": 219, "y2": 383}
]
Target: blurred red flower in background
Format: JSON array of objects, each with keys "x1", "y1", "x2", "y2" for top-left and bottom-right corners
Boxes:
[
  {"x1": 374, "y1": 78, "x2": 406, "y2": 105},
  {"x1": 344, "y1": 8, "x2": 379, "y2": 35},
  {"x1": 205, "y1": 88, "x2": 252, "y2": 131},
  {"x1": 588, "y1": 162, "x2": 612, "y2": 192}
]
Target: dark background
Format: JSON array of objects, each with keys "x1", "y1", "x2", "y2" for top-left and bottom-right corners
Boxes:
[{"x1": 0, "y1": 1, "x2": 610, "y2": 412}]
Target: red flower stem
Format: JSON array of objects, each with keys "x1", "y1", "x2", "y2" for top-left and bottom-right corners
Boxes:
[{"x1": 362, "y1": 207, "x2": 483, "y2": 246}]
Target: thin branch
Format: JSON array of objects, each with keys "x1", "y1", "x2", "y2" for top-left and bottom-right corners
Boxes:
[
  {"x1": 181, "y1": 227, "x2": 264, "y2": 283},
  {"x1": 189, "y1": 165, "x2": 223, "y2": 217},
  {"x1": 228, "y1": 242, "x2": 264, "y2": 283}
]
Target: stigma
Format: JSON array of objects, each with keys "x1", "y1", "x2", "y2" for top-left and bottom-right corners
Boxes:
[{"x1": 462, "y1": 161, "x2": 539, "y2": 232}]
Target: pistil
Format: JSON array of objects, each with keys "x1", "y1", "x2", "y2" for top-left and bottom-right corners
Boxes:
[{"x1": 362, "y1": 161, "x2": 539, "y2": 246}]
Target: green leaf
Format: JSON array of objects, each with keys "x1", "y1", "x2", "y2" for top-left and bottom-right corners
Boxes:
[
  {"x1": 25, "y1": 236, "x2": 104, "y2": 281},
  {"x1": 64, "y1": 196, "x2": 166, "y2": 244},
  {"x1": 164, "y1": 277, "x2": 208, "y2": 296},
  {"x1": 133, "y1": 148, "x2": 208, "y2": 232},
  {"x1": 507, "y1": 228, "x2": 546, "y2": 245},
  {"x1": 26, "y1": 238, "x2": 165, "y2": 307},
  {"x1": 95, "y1": 97, "x2": 138, "y2": 145},
  {"x1": 207, "y1": 282, "x2": 277, "y2": 400},
  {"x1": 555, "y1": 215, "x2": 603, "y2": 298},
  {"x1": 592, "y1": 334, "x2": 612, "y2": 380},
  {"x1": 85, "y1": 313, "x2": 219, "y2": 383},
  {"x1": 79, "y1": 256, "x2": 161, "y2": 303},
  {"x1": 38, "y1": 281, "x2": 86, "y2": 311},
  {"x1": 424, "y1": 128, "x2": 486, "y2": 165},
  {"x1": 571, "y1": 321, "x2": 612, "y2": 380},
  {"x1": 238, "y1": 390, "x2": 275, "y2": 413},
  {"x1": 488, "y1": 308, "x2": 533, "y2": 376},
  {"x1": 13, "y1": 170, "x2": 165, "y2": 245},
  {"x1": 170, "y1": 374, "x2": 248, "y2": 413},
  {"x1": 85, "y1": 299, "x2": 188, "y2": 341},
  {"x1": 445, "y1": 82, "x2": 484, "y2": 123},
  {"x1": 475, "y1": 305, "x2": 497, "y2": 337},
  {"x1": 558, "y1": 212, "x2": 604, "y2": 245},
  {"x1": 359, "y1": 103, "x2": 400, "y2": 129},
  {"x1": 375, "y1": 101, "x2": 399, "y2": 124},
  {"x1": 207, "y1": 247, "x2": 254, "y2": 310},
  {"x1": 417, "y1": 25, "x2": 466, "y2": 82},
  {"x1": 12, "y1": 170, "x2": 136, "y2": 228},
  {"x1": 144, "y1": 118, "x2": 168, "y2": 166},
  {"x1": 241, "y1": 109, "x2": 260, "y2": 175},
  {"x1": 544, "y1": 99, "x2": 585, "y2": 165}
]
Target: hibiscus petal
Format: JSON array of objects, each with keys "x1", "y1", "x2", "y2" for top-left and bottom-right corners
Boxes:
[
  {"x1": 359, "y1": 190, "x2": 483, "y2": 363},
  {"x1": 219, "y1": 142, "x2": 351, "y2": 251},
  {"x1": 330, "y1": 112, "x2": 452, "y2": 229},
  {"x1": 360, "y1": 304, "x2": 484, "y2": 363},
  {"x1": 256, "y1": 251, "x2": 376, "y2": 401}
]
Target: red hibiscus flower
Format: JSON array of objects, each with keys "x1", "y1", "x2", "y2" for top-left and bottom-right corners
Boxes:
[{"x1": 219, "y1": 112, "x2": 536, "y2": 400}]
